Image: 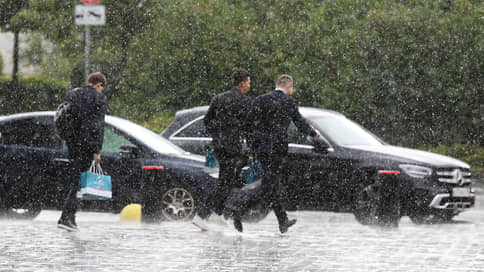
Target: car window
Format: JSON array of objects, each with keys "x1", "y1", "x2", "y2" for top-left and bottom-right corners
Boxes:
[
  {"x1": 175, "y1": 117, "x2": 210, "y2": 138},
  {"x1": 287, "y1": 122, "x2": 312, "y2": 145},
  {"x1": 102, "y1": 126, "x2": 134, "y2": 154},
  {"x1": 0, "y1": 117, "x2": 62, "y2": 149},
  {"x1": 108, "y1": 115, "x2": 185, "y2": 154},
  {"x1": 309, "y1": 116, "x2": 383, "y2": 146}
]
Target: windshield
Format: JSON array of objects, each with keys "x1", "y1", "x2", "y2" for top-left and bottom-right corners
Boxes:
[
  {"x1": 107, "y1": 116, "x2": 185, "y2": 154},
  {"x1": 309, "y1": 115, "x2": 384, "y2": 146}
]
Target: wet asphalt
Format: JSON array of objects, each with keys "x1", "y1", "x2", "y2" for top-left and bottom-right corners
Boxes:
[{"x1": 1, "y1": 182, "x2": 484, "y2": 272}]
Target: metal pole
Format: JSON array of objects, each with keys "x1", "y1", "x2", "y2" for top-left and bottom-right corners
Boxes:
[
  {"x1": 85, "y1": 25, "x2": 90, "y2": 82},
  {"x1": 12, "y1": 30, "x2": 19, "y2": 86}
]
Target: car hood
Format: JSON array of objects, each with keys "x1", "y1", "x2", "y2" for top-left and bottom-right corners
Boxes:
[{"x1": 347, "y1": 145, "x2": 470, "y2": 168}]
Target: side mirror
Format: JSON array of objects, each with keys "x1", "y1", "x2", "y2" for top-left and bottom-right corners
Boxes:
[
  {"x1": 311, "y1": 137, "x2": 331, "y2": 153},
  {"x1": 120, "y1": 144, "x2": 140, "y2": 158}
]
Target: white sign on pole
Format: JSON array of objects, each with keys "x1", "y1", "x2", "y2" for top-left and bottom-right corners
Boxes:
[{"x1": 75, "y1": 5, "x2": 105, "y2": 25}]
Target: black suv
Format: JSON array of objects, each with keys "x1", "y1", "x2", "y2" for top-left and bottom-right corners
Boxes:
[
  {"x1": 162, "y1": 106, "x2": 475, "y2": 225},
  {"x1": 0, "y1": 112, "x2": 217, "y2": 221}
]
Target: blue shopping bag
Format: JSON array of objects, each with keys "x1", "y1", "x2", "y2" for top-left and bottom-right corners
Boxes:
[
  {"x1": 205, "y1": 149, "x2": 219, "y2": 168},
  {"x1": 77, "y1": 162, "x2": 112, "y2": 200},
  {"x1": 241, "y1": 160, "x2": 264, "y2": 184}
]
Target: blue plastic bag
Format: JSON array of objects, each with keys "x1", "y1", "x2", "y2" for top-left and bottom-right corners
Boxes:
[
  {"x1": 241, "y1": 160, "x2": 264, "y2": 184},
  {"x1": 77, "y1": 162, "x2": 112, "y2": 200},
  {"x1": 205, "y1": 149, "x2": 219, "y2": 168}
]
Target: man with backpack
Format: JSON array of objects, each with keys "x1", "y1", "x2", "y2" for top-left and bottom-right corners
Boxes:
[{"x1": 56, "y1": 72, "x2": 107, "y2": 231}]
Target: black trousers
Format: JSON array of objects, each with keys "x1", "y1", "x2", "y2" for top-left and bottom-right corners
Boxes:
[
  {"x1": 211, "y1": 149, "x2": 248, "y2": 215},
  {"x1": 256, "y1": 153, "x2": 288, "y2": 225},
  {"x1": 60, "y1": 144, "x2": 92, "y2": 220}
]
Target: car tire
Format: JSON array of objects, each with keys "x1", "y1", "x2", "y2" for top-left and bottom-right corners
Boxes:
[
  {"x1": 353, "y1": 184, "x2": 379, "y2": 225},
  {"x1": 9, "y1": 206, "x2": 41, "y2": 219},
  {"x1": 409, "y1": 210, "x2": 456, "y2": 224},
  {"x1": 0, "y1": 182, "x2": 7, "y2": 216},
  {"x1": 353, "y1": 183, "x2": 401, "y2": 227},
  {"x1": 0, "y1": 175, "x2": 41, "y2": 219},
  {"x1": 143, "y1": 181, "x2": 198, "y2": 222},
  {"x1": 241, "y1": 201, "x2": 270, "y2": 223}
]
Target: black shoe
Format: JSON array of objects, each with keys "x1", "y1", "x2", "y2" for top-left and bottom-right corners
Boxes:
[
  {"x1": 57, "y1": 217, "x2": 78, "y2": 232},
  {"x1": 232, "y1": 209, "x2": 243, "y2": 232},
  {"x1": 279, "y1": 219, "x2": 296, "y2": 234},
  {"x1": 233, "y1": 218, "x2": 243, "y2": 232}
]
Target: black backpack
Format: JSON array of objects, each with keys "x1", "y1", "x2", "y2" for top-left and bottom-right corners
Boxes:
[
  {"x1": 54, "y1": 101, "x2": 73, "y2": 140},
  {"x1": 54, "y1": 88, "x2": 79, "y2": 140}
]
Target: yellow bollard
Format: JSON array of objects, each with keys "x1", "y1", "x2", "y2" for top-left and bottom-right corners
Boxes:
[{"x1": 120, "y1": 204, "x2": 142, "y2": 222}]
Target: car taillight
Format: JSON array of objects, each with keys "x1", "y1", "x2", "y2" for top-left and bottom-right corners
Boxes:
[
  {"x1": 142, "y1": 166, "x2": 164, "y2": 170},
  {"x1": 378, "y1": 170, "x2": 400, "y2": 175}
]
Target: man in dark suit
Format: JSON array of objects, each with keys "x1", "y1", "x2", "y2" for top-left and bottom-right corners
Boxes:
[
  {"x1": 243, "y1": 74, "x2": 320, "y2": 233},
  {"x1": 203, "y1": 68, "x2": 252, "y2": 221},
  {"x1": 57, "y1": 72, "x2": 107, "y2": 232}
]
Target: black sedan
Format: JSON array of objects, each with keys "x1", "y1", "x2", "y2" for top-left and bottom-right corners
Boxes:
[
  {"x1": 162, "y1": 106, "x2": 475, "y2": 225},
  {"x1": 0, "y1": 111, "x2": 217, "y2": 221}
]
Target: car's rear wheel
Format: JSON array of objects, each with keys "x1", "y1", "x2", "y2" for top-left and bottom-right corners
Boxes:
[
  {"x1": 143, "y1": 181, "x2": 198, "y2": 222},
  {"x1": 353, "y1": 183, "x2": 401, "y2": 227},
  {"x1": 161, "y1": 186, "x2": 196, "y2": 220},
  {"x1": 9, "y1": 206, "x2": 41, "y2": 218},
  {"x1": 241, "y1": 201, "x2": 270, "y2": 223}
]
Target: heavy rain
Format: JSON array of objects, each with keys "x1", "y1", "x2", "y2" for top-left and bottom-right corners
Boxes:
[{"x1": 0, "y1": 1, "x2": 483, "y2": 271}]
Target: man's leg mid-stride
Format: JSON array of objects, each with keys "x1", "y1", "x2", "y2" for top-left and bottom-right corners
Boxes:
[{"x1": 58, "y1": 150, "x2": 91, "y2": 232}]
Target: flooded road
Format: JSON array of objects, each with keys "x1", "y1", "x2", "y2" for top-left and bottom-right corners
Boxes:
[{"x1": 2, "y1": 186, "x2": 484, "y2": 272}]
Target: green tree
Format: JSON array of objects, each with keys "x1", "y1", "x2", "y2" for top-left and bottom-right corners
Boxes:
[
  {"x1": 335, "y1": 2, "x2": 484, "y2": 146},
  {"x1": 118, "y1": 0, "x2": 318, "y2": 120},
  {"x1": 16, "y1": 0, "x2": 159, "y2": 99},
  {"x1": 0, "y1": 0, "x2": 29, "y2": 84},
  {"x1": 7, "y1": 0, "x2": 483, "y2": 148}
]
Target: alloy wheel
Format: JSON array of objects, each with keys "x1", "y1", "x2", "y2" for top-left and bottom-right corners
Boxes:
[{"x1": 161, "y1": 187, "x2": 196, "y2": 220}]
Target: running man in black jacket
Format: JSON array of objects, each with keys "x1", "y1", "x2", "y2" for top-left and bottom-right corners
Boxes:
[
  {"x1": 203, "y1": 68, "x2": 252, "y2": 223},
  {"x1": 57, "y1": 72, "x2": 107, "y2": 232},
  {"x1": 245, "y1": 74, "x2": 320, "y2": 233}
]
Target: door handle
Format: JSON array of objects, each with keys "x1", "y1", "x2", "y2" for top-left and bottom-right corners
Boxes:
[{"x1": 53, "y1": 158, "x2": 70, "y2": 163}]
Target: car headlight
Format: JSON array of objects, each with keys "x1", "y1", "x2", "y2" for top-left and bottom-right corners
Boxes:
[{"x1": 399, "y1": 164, "x2": 433, "y2": 178}]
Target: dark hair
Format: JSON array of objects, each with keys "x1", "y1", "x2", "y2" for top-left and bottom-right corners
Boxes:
[
  {"x1": 87, "y1": 72, "x2": 107, "y2": 87},
  {"x1": 232, "y1": 68, "x2": 250, "y2": 87}
]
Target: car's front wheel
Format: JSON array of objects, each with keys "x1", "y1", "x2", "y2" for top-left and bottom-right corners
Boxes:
[
  {"x1": 353, "y1": 183, "x2": 401, "y2": 227},
  {"x1": 409, "y1": 210, "x2": 456, "y2": 224},
  {"x1": 0, "y1": 182, "x2": 7, "y2": 216},
  {"x1": 353, "y1": 184, "x2": 379, "y2": 225},
  {"x1": 143, "y1": 181, "x2": 198, "y2": 221},
  {"x1": 0, "y1": 175, "x2": 41, "y2": 219}
]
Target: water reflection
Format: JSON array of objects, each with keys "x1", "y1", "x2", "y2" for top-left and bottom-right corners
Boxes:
[{"x1": 1, "y1": 206, "x2": 484, "y2": 271}]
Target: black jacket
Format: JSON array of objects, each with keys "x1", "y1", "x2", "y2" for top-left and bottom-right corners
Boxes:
[
  {"x1": 64, "y1": 85, "x2": 107, "y2": 155},
  {"x1": 204, "y1": 88, "x2": 252, "y2": 153},
  {"x1": 246, "y1": 90, "x2": 317, "y2": 155}
]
